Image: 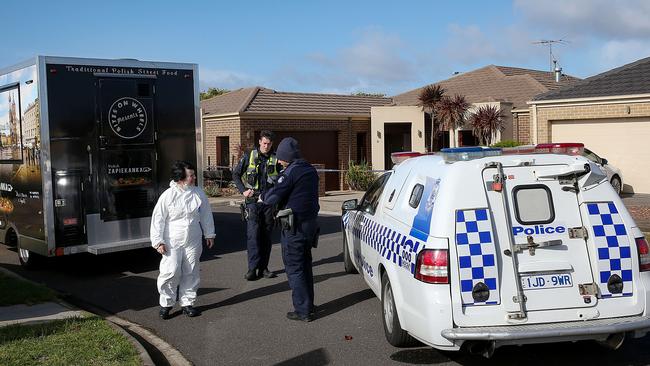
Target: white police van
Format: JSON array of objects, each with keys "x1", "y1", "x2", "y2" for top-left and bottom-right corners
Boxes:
[{"x1": 341, "y1": 144, "x2": 650, "y2": 356}]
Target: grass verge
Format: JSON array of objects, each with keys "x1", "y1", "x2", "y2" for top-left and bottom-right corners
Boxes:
[
  {"x1": 0, "y1": 272, "x2": 56, "y2": 306},
  {"x1": 0, "y1": 316, "x2": 140, "y2": 366}
]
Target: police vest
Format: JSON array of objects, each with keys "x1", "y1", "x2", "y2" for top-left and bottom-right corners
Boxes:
[{"x1": 242, "y1": 149, "x2": 279, "y2": 190}]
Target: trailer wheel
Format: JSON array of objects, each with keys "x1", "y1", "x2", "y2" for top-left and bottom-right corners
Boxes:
[
  {"x1": 343, "y1": 231, "x2": 358, "y2": 274},
  {"x1": 15, "y1": 234, "x2": 43, "y2": 269},
  {"x1": 381, "y1": 271, "x2": 415, "y2": 347}
]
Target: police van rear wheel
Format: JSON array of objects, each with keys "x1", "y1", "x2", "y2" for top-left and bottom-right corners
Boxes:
[
  {"x1": 381, "y1": 272, "x2": 415, "y2": 347},
  {"x1": 343, "y1": 232, "x2": 358, "y2": 274}
]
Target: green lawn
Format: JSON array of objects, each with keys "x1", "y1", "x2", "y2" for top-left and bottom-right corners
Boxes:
[
  {"x1": 0, "y1": 316, "x2": 140, "y2": 366},
  {"x1": 0, "y1": 272, "x2": 56, "y2": 306}
]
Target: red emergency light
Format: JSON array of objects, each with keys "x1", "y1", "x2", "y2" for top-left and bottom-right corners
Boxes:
[
  {"x1": 390, "y1": 152, "x2": 422, "y2": 165},
  {"x1": 535, "y1": 143, "x2": 584, "y2": 155}
]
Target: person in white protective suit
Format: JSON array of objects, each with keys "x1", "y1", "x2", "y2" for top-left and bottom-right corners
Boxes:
[{"x1": 150, "y1": 161, "x2": 215, "y2": 319}]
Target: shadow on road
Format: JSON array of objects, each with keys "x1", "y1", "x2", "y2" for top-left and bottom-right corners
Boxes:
[
  {"x1": 314, "y1": 288, "x2": 375, "y2": 319},
  {"x1": 196, "y1": 270, "x2": 350, "y2": 314},
  {"x1": 389, "y1": 335, "x2": 650, "y2": 366},
  {"x1": 273, "y1": 348, "x2": 330, "y2": 366}
]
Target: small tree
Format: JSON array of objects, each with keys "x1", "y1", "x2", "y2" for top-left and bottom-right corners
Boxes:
[
  {"x1": 417, "y1": 84, "x2": 445, "y2": 152},
  {"x1": 436, "y1": 94, "x2": 470, "y2": 146},
  {"x1": 351, "y1": 91, "x2": 387, "y2": 97},
  {"x1": 468, "y1": 105, "x2": 505, "y2": 146},
  {"x1": 200, "y1": 87, "x2": 230, "y2": 100}
]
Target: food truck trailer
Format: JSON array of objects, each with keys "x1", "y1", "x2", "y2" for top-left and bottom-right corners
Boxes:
[{"x1": 0, "y1": 56, "x2": 201, "y2": 267}]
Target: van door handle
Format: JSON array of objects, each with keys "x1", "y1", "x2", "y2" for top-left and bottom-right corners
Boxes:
[
  {"x1": 86, "y1": 145, "x2": 92, "y2": 182},
  {"x1": 513, "y1": 236, "x2": 563, "y2": 255}
]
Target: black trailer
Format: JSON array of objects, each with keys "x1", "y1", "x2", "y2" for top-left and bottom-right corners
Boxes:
[{"x1": 0, "y1": 56, "x2": 202, "y2": 266}]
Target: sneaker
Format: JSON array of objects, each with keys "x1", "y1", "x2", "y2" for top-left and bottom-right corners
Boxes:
[
  {"x1": 182, "y1": 306, "x2": 201, "y2": 317},
  {"x1": 260, "y1": 268, "x2": 277, "y2": 279},
  {"x1": 286, "y1": 311, "x2": 314, "y2": 322},
  {"x1": 159, "y1": 306, "x2": 172, "y2": 320},
  {"x1": 244, "y1": 269, "x2": 258, "y2": 281}
]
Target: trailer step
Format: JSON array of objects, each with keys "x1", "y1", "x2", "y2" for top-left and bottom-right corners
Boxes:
[{"x1": 86, "y1": 239, "x2": 150, "y2": 255}]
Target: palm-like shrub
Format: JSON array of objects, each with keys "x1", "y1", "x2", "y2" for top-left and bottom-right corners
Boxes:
[
  {"x1": 468, "y1": 105, "x2": 505, "y2": 146},
  {"x1": 437, "y1": 94, "x2": 470, "y2": 144},
  {"x1": 417, "y1": 84, "x2": 445, "y2": 151}
]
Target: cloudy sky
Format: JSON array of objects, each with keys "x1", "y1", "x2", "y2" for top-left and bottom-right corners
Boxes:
[{"x1": 2, "y1": 0, "x2": 649, "y2": 96}]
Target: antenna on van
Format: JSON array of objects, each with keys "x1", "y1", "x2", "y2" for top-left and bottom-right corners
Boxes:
[{"x1": 532, "y1": 39, "x2": 569, "y2": 74}]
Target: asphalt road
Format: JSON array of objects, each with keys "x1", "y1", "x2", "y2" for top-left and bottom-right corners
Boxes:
[{"x1": 3, "y1": 207, "x2": 650, "y2": 365}]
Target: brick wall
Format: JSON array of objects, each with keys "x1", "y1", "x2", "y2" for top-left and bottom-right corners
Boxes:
[
  {"x1": 514, "y1": 113, "x2": 531, "y2": 144},
  {"x1": 534, "y1": 101, "x2": 650, "y2": 143},
  {"x1": 203, "y1": 117, "x2": 241, "y2": 167},
  {"x1": 203, "y1": 115, "x2": 371, "y2": 189}
]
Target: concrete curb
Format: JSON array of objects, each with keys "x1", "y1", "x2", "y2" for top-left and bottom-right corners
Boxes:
[
  {"x1": 105, "y1": 318, "x2": 155, "y2": 366},
  {"x1": 0, "y1": 266, "x2": 176, "y2": 366}
]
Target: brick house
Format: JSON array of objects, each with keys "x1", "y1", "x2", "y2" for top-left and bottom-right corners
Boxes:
[
  {"x1": 200, "y1": 87, "x2": 391, "y2": 190},
  {"x1": 370, "y1": 65, "x2": 579, "y2": 170},
  {"x1": 529, "y1": 56, "x2": 650, "y2": 194}
]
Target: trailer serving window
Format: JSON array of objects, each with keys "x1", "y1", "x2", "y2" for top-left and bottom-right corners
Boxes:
[{"x1": 0, "y1": 83, "x2": 23, "y2": 162}]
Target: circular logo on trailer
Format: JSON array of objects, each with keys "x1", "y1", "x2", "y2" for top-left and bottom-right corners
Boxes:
[{"x1": 108, "y1": 97, "x2": 147, "y2": 139}]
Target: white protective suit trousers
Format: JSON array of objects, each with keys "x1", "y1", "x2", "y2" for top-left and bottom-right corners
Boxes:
[{"x1": 157, "y1": 244, "x2": 203, "y2": 307}]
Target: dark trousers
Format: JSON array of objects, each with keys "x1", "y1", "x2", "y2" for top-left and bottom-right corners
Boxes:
[
  {"x1": 281, "y1": 218, "x2": 317, "y2": 316},
  {"x1": 246, "y1": 202, "x2": 274, "y2": 271}
]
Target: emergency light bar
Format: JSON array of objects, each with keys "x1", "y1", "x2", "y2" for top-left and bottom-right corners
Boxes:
[
  {"x1": 391, "y1": 152, "x2": 422, "y2": 165},
  {"x1": 534, "y1": 143, "x2": 584, "y2": 155},
  {"x1": 392, "y1": 143, "x2": 587, "y2": 164},
  {"x1": 439, "y1": 147, "x2": 501, "y2": 162}
]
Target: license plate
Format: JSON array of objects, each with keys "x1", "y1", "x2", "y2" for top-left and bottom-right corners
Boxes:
[{"x1": 521, "y1": 273, "x2": 573, "y2": 290}]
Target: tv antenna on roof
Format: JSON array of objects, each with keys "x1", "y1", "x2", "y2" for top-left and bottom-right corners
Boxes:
[{"x1": 533, "y1": 39, "x2": 569, "y2": 73}]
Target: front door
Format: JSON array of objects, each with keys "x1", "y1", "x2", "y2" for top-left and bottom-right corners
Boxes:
[{"x1": 97, "y1": 78, "x2": 157, "y2": 221}]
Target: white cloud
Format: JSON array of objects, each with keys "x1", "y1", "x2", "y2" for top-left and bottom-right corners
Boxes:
[
  {"x1": 273, "y1": 28, "x2": 422, "y2": 95},
  {"x1": 198, "y1": 67, "x2": 262, "y2": 91},
  {"x1": 514, "y1": 0, "x2": 650, "y2": 39},
  {"x1": 596, "y1": 40, "x2": 650, "y2": 70},
  {"x1": 440, "y1": 24, "x2": 546, "y2": 68}
]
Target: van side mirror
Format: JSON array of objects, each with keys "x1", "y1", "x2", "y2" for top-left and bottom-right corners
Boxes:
[
  {"x1": 342, "y1": 199, "x2": 358, "y2": 211},
  {"x1": 601, "y1": 158, "x2": 608, "y2": 166}
]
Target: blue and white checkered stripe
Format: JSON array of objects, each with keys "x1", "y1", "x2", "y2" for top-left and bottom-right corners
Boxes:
[
  {"x1": 587, "y1": 202, "x2": 633, "y2": 298},
  {"x1": 456, "y1": 208, "x2": 500, "y2": 306},
  {"x1": 345, "y1": 212, "x2": 422, "y2": 274}
]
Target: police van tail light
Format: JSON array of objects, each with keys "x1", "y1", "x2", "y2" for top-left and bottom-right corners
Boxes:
[
  {"x1": 636, "y1": 237, "x2": 650, "y2": 272},
  {"x1": 415, "y1": 249, "x2": 449, "y2": 284}
]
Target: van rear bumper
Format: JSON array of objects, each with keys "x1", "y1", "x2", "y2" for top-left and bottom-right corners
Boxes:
[{"x1": 442, "y1": 315, "x2": 650, "y2": 344}]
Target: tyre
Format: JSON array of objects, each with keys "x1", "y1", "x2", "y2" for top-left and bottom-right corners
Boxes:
[
  {"x1": 342, "y1": 231, "x2": 358, "y2": 274},
  {"x1": 16, "y1": 235, "x2": 43, "y2": 269},
  {"x1": 381, "y1": 271, "x2": 415, "y2": 347},
  {"x1": 611, "y1": 176, "x2": 622, "y2": 196}
]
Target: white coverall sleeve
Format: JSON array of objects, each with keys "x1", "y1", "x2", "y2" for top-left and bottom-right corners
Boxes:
[
  {"x1": 150, "y1": 191, "x2": 169, "y2": 248},
  {"x1": 198, "y1": 189, "x2": 216, "y2": 239}
]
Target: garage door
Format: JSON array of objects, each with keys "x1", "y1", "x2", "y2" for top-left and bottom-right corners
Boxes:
[
  {"x1": 551, "y1": 119, "x2": 650, "y2": 193},
  {"x1": 258, "y1": 130, "x2": 340, "y2": 191}
]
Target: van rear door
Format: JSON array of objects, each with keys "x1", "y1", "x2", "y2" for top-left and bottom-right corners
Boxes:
[{"x1": 482, "y1": 163, "x2": 596, "y2": 313}]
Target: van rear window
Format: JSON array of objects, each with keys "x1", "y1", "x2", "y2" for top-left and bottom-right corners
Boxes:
[{"x1": 513, "y1": 185, "x2": 555, "y2": 225}]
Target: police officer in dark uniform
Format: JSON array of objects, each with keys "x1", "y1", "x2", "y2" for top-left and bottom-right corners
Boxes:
[
  {"x1": 233, "y1": 130, "x2": 282, "y2": 280},
  {"x1": 262, "y1": 137, "x2": 320, "y2": 322}
]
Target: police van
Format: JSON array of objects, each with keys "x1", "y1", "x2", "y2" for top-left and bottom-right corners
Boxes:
[{"x1": 341, "y1": 143, "x2": 650, "y2": 356}]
